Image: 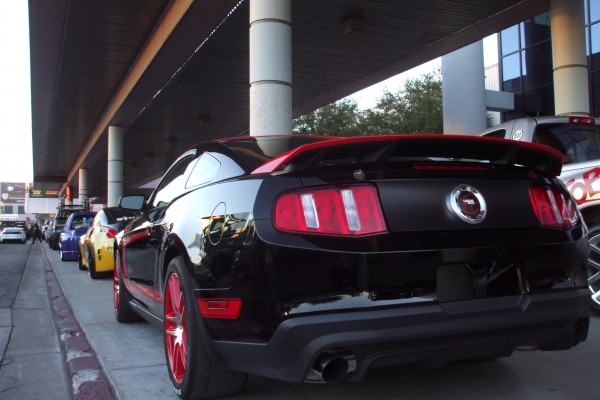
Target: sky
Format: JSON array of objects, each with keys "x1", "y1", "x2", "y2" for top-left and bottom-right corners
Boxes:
[
  {"x1": 0, "y1": 2, "x2": 33, "y2": 183},
  {"x1": 0, "y1": 3, "x2": 498, "y2": 184}
]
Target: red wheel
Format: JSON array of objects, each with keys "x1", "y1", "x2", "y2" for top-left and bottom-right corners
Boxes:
[
  {"x1": 163, "y1": 256, "x2": 247, "y2": 399},
  {"x1": 165, "y1": 273, "x2": 187, "y2": 384}
]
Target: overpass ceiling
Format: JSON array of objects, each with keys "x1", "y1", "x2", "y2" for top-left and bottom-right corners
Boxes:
[{"x1": 29, "y1": 0, "x2": 549, "y2": 201}]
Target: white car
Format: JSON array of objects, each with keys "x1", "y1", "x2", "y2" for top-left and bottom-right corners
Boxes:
[
  {"x1": 0, "y1": 227, "x2": 27, "y2": 244},
  {"x1": 481, "y1": 115, "x2": 600, "y2": 313}
]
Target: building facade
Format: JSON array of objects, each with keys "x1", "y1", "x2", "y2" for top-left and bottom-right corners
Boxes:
[
  {"x1": 0, "y1": 182, "x2": 60, "y2": 224},
  {"x1": 500, "y1": 0, "x2": 600, "y2": 120}
]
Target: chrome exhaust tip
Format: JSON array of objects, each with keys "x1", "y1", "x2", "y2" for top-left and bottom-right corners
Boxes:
[{"x1": 305, "y1": 351, "x2": 357, "y2": 383}]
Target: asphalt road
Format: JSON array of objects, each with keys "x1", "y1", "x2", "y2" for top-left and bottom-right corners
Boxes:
[{"x1": 2, "y1": 241, "x2": 599, "y2": 399}]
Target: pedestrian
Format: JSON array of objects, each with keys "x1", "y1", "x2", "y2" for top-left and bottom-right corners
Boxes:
[{"x1": 31, "y1": 223, "x2": 43, "y2": 243}]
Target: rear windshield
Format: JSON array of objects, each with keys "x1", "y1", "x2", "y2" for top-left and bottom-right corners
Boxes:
[
  {"x1": 223, "y1": 135, "x2": 334, "y2": 170},
  {"x1": 534, "y1": 123, "x2": 600, "y2": 165}
]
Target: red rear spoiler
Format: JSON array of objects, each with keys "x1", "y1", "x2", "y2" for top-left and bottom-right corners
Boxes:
[{"x1": 251, "y1": 134, "x2": 564, "y2": 177}]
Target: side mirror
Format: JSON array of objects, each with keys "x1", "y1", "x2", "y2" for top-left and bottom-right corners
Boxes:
[{"x1": 119, "y1": 195, "x2": 146, "y2": 211}]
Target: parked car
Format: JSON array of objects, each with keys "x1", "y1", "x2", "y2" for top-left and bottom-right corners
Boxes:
[
  {"x1": 48, "y1": 202, "x2": 90, "y2": 250},
  {"x1": 79, "y1": 207, "x2": 138, "y2": 278},
  {"x1": 41, "y1": 225, "x2": 50, "y2": 240},
  {"x1": 481, "y1": 115, "x2": 600, "y2": 313},
  {"x1": 0, "y1": 227, "x2": 26, "y2": 244},
  {"x1": 48, "y1": 217, "x2": 68, "y2": 250},
  {"x1": 114, "y1": 134, "x2": 590, "y2": 399},
  {"x1": 58, "y1": 211, "x2": 96, "y2": 261}
]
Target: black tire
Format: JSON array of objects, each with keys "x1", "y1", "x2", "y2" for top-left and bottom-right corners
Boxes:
[
  {"x1": 164, "y1": 256, "x2": 247, "y2": 399},
  {"x1": 88, "y1": 249, "x2": 102, "y2": 279},
  {"x1": 114, "y1": 250, "x2": 142, "y2": 323},
  {"x1": 78, "y1": 252, "x2": 86, "y2": 271},
  {"x1": 587, "y1": 226, "x2": 600, "y2": 315}
]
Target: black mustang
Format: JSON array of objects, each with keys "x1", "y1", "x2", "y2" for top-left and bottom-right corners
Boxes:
[{"x1": 115, "y1": 134, "x2": 590, "y2": 399}]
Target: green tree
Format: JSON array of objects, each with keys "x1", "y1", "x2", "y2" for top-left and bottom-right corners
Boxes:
[
  {"x1": 293, "y1": 98, "x2": 361, "y2": 136},
  {"x1": 359, "y1": 71, "x2": 443, "y2": 134},
  {"x1": 293, "y1": 70, "x2": 443, "y2": 136}
]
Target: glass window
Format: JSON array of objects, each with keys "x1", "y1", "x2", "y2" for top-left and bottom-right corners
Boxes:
[
  {"x1": 521, "y1": 42, "x2": 553, "y2": 89},
  {"x1": 92, "y1": 213, "x2": 101, "y2": 227},
  {"x1": 592, "y1": 70, "x2": 600, "y2": 116},
  {"x1": 590, "y1": 23, "x2": 600, "y2": 69},
  {"x1": 482, "y1": 129, "x2": 506, "y2": 139},
  {"x1": 501, "y1": 25, "x2": 520, "y2": 56},
  {"x1": 151, "y1": 152, "x2": 196, "y2": 208},
  {"x1": 186, "y1": 153, "x2": 220, "y2": 188},
  {"x1": 523, "y1": 85, "x2": 555, "y2": 116},
  {"x1": 71, "y1": 216, "x2": 89, "y2": 228},
  {"x1": 502, "y1": 53, "x2": 521, "y2": 91},
  {"x1": 535, "y1": 123, "x2": 600, "y2": 164},
  {"x1": 521, "y1": 17, "x2": 550, "y2": 48},
  {"x1": 592, "y1": 22, "x2": 600, "y2": 55},
  {"x1": 591, "y1": 0, "x2": 600, "y2": 24}
]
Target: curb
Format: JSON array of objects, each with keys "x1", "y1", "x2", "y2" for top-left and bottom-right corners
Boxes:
[{"x1": 40, "y1": 244, "x2": 116, "y2": 400}]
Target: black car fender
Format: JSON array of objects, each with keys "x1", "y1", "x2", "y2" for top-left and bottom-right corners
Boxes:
[{"x1": 159, "y1": 231, "x2": 194, "y2": 289}]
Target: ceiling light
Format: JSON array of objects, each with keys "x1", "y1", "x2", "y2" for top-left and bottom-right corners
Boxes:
[{"x1": 342, "y1": 18, "x2": 365, "y2": 35}]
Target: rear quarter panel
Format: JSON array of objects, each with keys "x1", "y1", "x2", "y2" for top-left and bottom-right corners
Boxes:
[{"x1": 91, "y1": 231, "x2": 116, "y2": 272}]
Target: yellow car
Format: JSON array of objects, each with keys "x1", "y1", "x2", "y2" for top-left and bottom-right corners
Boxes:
[{"x1": 79, "y1": 207, "x2": 138, "y2": 279}]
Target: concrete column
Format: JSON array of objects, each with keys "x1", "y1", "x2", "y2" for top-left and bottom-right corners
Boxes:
[
  {"x1": 108, "y1": 126, "x2": 124, "y2": 207},
  {"x1": 249, "y1": 0, "x2": 292, "y2": 136},
  {"x1": 78, "y1": 168, "x2": 88, "y2": 207},
  {"x1": 442, "y1": 41, "x2": 487, "y2": 135},
  {"x1": 551, "y1": 0, "x2": 589, "y2": 116}
]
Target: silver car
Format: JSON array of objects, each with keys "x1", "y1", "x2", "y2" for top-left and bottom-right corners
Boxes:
[
  {"x1": 0, "y1": 227, "x2": 27, "y2": 244},
  {"x1": 481, "y1": 115, "x2": 600, "y2": 313}
]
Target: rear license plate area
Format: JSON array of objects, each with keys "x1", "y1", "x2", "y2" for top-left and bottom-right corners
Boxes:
[{"x1": 437, "y1": 261, "x2": 524, "y2": 302}]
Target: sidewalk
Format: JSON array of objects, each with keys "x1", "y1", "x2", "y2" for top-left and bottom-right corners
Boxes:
[{"x1": 0, "y1": 242, "x2": 114, "y2": 400}]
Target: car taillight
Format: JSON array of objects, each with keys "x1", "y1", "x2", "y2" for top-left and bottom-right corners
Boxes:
[
  {"x1": 529, "y1": 185, "x2": 579, "y2": 228},
  {"x1": 105, "y1": 227, "x2": 118, "y2": 238},
  {"x1": 274, "y1": 185, "x2": 386, "y2": 235},
  {"x1": 569, "y1": 116, "x2": 596, "y2": 125}
]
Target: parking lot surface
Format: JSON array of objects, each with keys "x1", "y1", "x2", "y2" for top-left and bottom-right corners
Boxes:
[{"x1": 2, "y1": 242, "x2": 599, "y2": 399}]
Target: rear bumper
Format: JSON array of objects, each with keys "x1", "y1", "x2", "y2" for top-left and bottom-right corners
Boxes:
[
  {"x1": 210, "y1": 289, "x2": 590, "y2": 383},
  {"x1": 0, "y1": 237, "x2": 26, "y2": 243}
]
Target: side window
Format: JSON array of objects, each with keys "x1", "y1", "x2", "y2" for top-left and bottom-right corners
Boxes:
[
  {"x1": 186, "y1": 153, "x2": 221, "y2": 188},
  {"x1": 151, "y1": 153, "x2": 196, "y2": 208},
  {"x1": 72, "y1": 216, "x2": 85, "y2": 227},
  {"x1": 482, "y1": 129, "x2": 506, "y2": 139}
]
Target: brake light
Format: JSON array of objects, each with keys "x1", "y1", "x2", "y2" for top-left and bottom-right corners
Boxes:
[
  {"x1": 529, "y1": 185, "x2": 579, "y2": 228},
  {"x1": 104, "y1": 227, "x2": 118, "y2": 238},
  {"x1": 274, "y1": 185, "x2": 386, "y2": 235},
  {"x1": 412, "y1": 164, "x2": 492, "y2": 171},
  {"x1": 569, "y1": 116, "x2": 596, "y2": 125}
]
